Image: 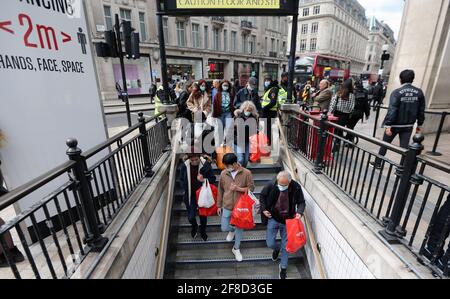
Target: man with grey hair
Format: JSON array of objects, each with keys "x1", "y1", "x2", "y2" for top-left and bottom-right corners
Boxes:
[
  {"x1": 260, "y1": 170, "x2": 306, "y2": 279},
  {"x1": 312, "y1": 79, "x2": 333, "y2": 111},
  {"x1": 234, "y1": 77, "x2": 261, "y2": 112}
]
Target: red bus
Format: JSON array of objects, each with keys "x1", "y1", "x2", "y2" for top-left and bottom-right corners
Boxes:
[{"x1": 295, "y1": 54, "x2": 351, "y2": 85}]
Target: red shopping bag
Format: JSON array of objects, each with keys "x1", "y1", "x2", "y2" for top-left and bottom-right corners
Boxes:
[
  {"x1": 286, "y1": 215, "x2": 307, "y2": 253},
  {"x1": 230, "y1": 194, "x2": 256, "y2": 230},
  {"x1": 249, "y1": 133, "x2": 271, "y2": 163},
  {"x1": 196, "y1": 183, "x2": 218, "y2": 217}
]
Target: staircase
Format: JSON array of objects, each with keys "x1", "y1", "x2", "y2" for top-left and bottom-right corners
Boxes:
[{"x1": 164, "y1": 162, "x2": 311, "y2": 279}]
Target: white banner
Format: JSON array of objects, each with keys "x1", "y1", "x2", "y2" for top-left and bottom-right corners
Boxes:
[{"x1": 0, "y1": 0, "x2": 107, "y2": 216}]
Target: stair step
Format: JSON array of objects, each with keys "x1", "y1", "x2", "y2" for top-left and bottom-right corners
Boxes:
[
  {"x1": 175, "y1": 246, "x2": 303, "y2": 265},
  {"x1": 172, "y1": 214, "x2": 265, "y2": 229},
  {"x1": 213, "y1": 163, "x2": 283, "y2": 175},
  {"x1": 175, "y1": 229, "x2": 274, "y2": 246},
  {"x1": 168, "y1": 260, "x2": 308, "y2": 279}
]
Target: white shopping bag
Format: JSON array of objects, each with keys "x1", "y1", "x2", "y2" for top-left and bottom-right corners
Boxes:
[
  {"x1": 249, "y1": 191, "x2": 260, "y2": 215},
  {"x1": 197, "y1": 180, "x2": 215, "y2": 209}
]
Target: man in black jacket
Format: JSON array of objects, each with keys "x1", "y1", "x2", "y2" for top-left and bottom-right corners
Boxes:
[
  {"x1": 234, "y1": 77, "x2": 261, "y2": 112},
  {"x1": 260, "y1": 171, "x2": 306, "y2": 279},
  {"x1": 371, "y1": 70, "x2": 426, "y2": 168},
  {"x1": 346, "y1": 80, "x2": 370, "y2": 145},
  {"x1": 372, "y1": 80, "x2": 385, "y2": 111}
]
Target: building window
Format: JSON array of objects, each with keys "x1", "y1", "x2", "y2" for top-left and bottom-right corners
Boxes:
[
  {"x1": 367, "y1": 65, "x2": 370, "y2": 71},
  {"x1": 242, "y1": 34, "x2": 248, "y2": 53},
  {"x1": 120, "y1": 8, "x2": 132, "y2": 23},
  {"x1": 313, "y1": 5, "x2": 320, "y2": 15},
  {"x1": 192, "y1": 24, "x2": 200, "y2": 48},
  {"x1": 213, "y1": 28, "x2": 221, "y2": 51},
  {"x1": 223, "y1": 29, "x2": 228, "y2": 51},
  {"x1": 139, "y1": 12, "x2": 147, "y2": 41},
  {"x1": 231, "y1": 31, "x2": 237, "y2": 52},
  {"x1": 301, "y1": 24, "x2": 308, "y2": 35},
  {"x1": 303, "y1": 8, "x2": 310, "y2": 17},
  {"x1": 204, "y1": 26, "x2": 209, "y2": 49},
  {"x1": 271, "y1": 38, "x2": 275, "y2": 52},
  {"x1": 250, "y1": 35, "x2": 256, "y2": 54},
  {"x1": 300, "y1": 39, "x2": 307, "y2": 53},
  {"x1": 104, "y1": 6, "x2": 113, "y2": 31},
  {"x1": 310, "y1": 38, "x2": 317, "y2": 51},
  {"x1": 311, "y1": 22, "x2": 318, "y2": 34},
  {"x1": 368, "y1": 54, "x2": 372, "y2": 62},
  {"x1": 176, "y1": 21, "x2": 186, "y2": 47},
  {"x1": 163, "y1": 17, "x2": 169, "y2": 43},
  {"x1": 265, "y1": 37, "x2": 268, "y2": 54},
  {"x1": 277, "y1": 39, "x2": 280, "y2": 53}
]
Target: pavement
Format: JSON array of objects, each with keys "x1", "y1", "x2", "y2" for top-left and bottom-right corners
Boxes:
[{"x1": 102, "y1": 98, "x2": 154, "y2": 115}]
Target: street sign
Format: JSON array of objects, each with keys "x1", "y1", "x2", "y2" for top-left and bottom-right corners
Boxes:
[
  {"x1": 158, "y1": 0, "x2": 299, "y2": 16},
  {"x1": 0, "y1": 1, "x2": 108, "y2": 217}
]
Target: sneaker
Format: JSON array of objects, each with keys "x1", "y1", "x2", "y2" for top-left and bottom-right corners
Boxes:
[
  {"x1": 369, "y1": 162, "x2": 382, "y2": 170},
  {"x1": 232, "y1": 248, "x2": 243, "y2": 262},
  {"x1": 191, "y1": 226, "x2": 198, "y2": 239},
  {"x1": 279, "y1": 264, "x2": 288, "y2": 280},
  {"x1": 272, "y1": 249, "x2": 280, "y2": 262},
  {"x1": 226, "y1": 232, "x2": 235, "y2": 242}
]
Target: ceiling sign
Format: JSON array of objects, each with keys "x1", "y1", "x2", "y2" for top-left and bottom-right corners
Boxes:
[{"x1": 158, "y1": 0, "x2": 299, "y2": 16}]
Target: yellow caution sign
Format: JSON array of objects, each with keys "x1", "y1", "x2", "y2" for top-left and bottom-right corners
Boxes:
[{"x1": 176, "y1": 0, "x2": 280, "y2": 9}]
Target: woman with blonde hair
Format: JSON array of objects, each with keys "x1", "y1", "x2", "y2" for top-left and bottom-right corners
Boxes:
[{"x1": 233, "y1": 101, "x2": 259, "y2": 167}]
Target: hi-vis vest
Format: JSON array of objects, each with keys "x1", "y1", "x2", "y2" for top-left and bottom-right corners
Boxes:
[
  {"x1": 154, "y1": 86, "x2": 164, "y2": 115},
  {"x1": 262, "y1": 88, "x2": 279, "y2": 111},
  {"x1": 278, "y1": 86, "x2": 288, "y2": 106}
]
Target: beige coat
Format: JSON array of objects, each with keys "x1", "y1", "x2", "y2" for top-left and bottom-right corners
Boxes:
[
  {"x1": 187, "y1": 92, "x2": 212, "y2": 116},
  {"x1": 313, "y1": 88, "x2": 333, "y2": 111},
  {"x1": 217, "y1": 167, "x2": 255, "y2": 211}
]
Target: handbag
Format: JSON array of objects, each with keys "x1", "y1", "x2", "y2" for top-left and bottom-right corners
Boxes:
[
  {"x1": 230, "y1": 193, "x2": 256, "y2": 230},
  {"x1": 196, "y1": 182, "x2": 218, "y2": 217},
  {"x1": 286, "y1": 215, "x2": 307, "y2": 253},
  {"x1": 197, "y1": 180, "x2": 215, "y2": 209}
]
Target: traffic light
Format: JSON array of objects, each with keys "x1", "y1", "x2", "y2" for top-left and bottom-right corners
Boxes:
[
  {"x1": 122, "y1": 21, "x2": 133, "y2": 59},
  {"x1": 105, "y1": 30, "x2": 118, "y2": 58},
  {"x1": 95, "y1": 42, "x2": 110, "y2": 57},
  {"x1": 130, "y1": 32, "x2": 140, "y2": 59}
]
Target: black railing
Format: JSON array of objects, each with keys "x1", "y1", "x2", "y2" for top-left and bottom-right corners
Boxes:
[
  {"x1": 286, "y1": 109, "x2": 450, "y2": 277},
  {"x1": 0, "y1": 112, "x2": 170, "y2": 279},
  {"x1": 372, "y1": 105, "x2": 448, "y2": 156}
]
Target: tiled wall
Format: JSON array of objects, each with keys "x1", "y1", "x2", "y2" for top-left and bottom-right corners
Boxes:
[
  {"x1": 122, "y1": 193, "x2": 166, "y2": 279},
  {"x1": 303, "y1": 189, "x2": 375, "y2": 279}
]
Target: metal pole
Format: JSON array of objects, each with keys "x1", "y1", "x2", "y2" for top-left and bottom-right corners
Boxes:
[
  {"x1": 157, "y1": 14, "x2": 171, "y2": 104},
  {"x1": 314, "y1": 112, "x2": 329, "y2": 174},
  {"x1": 115, "y1": 14, "x2": 132, "y2": 127},
  {"x1": 138, "y1": 112, "x2": 155, "y2": 177},
  {"x1": 373, "y1": 104, "x2": 381, "y2": 138},
  {"x1": 427, "y1": 112, "x2": 447, "y2": 156},
  {"x1": 380, "y1": 134, "x2": 424, "y2": 243},
  {"x1": 287, "y1": 7, "x2": 299, "y2": 104},
  {"x1": 66, "y1": 139, "x2": 108, "y2": 252}
]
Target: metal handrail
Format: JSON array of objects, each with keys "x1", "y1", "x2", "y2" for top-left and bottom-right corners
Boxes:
[
  {"x1": 292, "y1": 112, "x2": 408, "y2": 155},
  {"x1": 0, "y1": 161, "x2": 76, "y2": 211},
  {"x1": 84, "y1": 112, "x2": 166, "y2": 159}
]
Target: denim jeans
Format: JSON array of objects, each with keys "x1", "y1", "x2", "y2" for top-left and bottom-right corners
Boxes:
[
  {"x1": 266, "y1": 218, "x2": 289, "y2": 269},
  {"x1": 221, "y1": 208, "x2": 243, "y2": 250},
  {"x1": 235, "y1": 143, "x2": 250, "y2": 168},
  {"x1": 220, "y1": 112, "x2": 233, "y2": 141}
]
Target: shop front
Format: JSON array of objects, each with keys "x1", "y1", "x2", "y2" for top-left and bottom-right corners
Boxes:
[
  {"x1": 167, "y1": 56, "x2": 203, "y2": 82},
  {"x1": 112, "y1": 54, "x2": 152, "y2": 96},
  {"x1": 234, "y1": 61, "x2": 260, "y2": 88},
  {"x1": 207, "y1": 59, "x2": 228, "y2": 80},
  {"x1": 264, "y1": 63, "x2": 279, "y2": 81}
]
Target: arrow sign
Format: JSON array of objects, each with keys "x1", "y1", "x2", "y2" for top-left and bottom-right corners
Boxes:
[
  {"x1": 61, "y1": 31, "x2": 71, "y2": 43},
  {"x1": 0, "y1": 21, "x2": 14, "y2": 34}
]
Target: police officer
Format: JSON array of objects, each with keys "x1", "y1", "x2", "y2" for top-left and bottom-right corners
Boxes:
[
  {"x1": 154, "y1": 84, "x2": 176, "y2": 117},
  {"x1": 261, "y1": 75, "x2": 281, "y2": 146}
]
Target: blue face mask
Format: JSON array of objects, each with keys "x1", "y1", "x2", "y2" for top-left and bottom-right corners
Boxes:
[
  {"x1": 222, "y1": 85, "x2": 229, "y2": 91},
  {"x1": 200, "y1": 86, "x2": 206, "y2": 92},
  {"x1": 265, "y1": 81, "x2": 271, "y2": 88},
  {"x1": 244, "y1": 111, "x2": 252, "y2": 117},
  {"x1": 278, "y1": 185, "x2": 289, "y2": 192}
]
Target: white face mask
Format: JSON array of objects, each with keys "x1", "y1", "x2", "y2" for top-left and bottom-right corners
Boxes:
[
  {"x1": 222, "y1": 85, "x2": 229, "y2": 91},
  {"x1": 278, "y1": 185, "x2": 289, "y2": 192},
  {"x1": 244, "y1": 111, "x2": 252, "y2": 117}
]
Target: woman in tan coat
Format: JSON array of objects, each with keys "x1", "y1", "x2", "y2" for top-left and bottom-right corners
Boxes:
[{"x1": 187, "y1": 80, "x2": 212, "y2": 121}]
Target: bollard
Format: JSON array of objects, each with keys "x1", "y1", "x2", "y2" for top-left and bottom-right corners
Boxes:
[
  {"x1": 138, "y1": 112, "x2": 155, "y2": 177},
  {"x1": 373, "y1": 104, "x2": 381, "y2": 138}
]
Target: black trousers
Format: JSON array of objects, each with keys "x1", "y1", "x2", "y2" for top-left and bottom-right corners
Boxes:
[
  {"x1": 333, "y1": 111, "x2": 351, "y2": 150},
  {"x1": 375, "y1": 127, "x2": 413, "y2": 165},
  {"x1": 263, "y1": 110, "x2": 278, "y2": 146},
  {"x1": 427, "y1": 195, "x2": 450, "y2": 259},
  {"x1": 184, "y1": 194, "x2": 207, "y2": 233},
  {"x1": 346, "y1": 114, "x2": 363, "y2": 142}
]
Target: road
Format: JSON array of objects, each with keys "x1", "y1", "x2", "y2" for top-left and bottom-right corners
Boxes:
[{"x1": 105, "y1": 111, "x2": 155, "y2": 130}]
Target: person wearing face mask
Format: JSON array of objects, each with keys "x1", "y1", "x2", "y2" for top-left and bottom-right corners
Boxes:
[
  {"x1": 177, "y1": 149, "x2": 216, "y2": 241},
  {"x1": 260, "y1": 171, "x2": 306, "y2": 279},
  {"x1": 234, "y1": 77, "x2": 261, "y2": 112},
  {"x1": 261, "y1": 75, "x2": 280, "y2": 146},
  {"x1": 278, "y1": 72, "x2": 289, "y2": 106},
  {"x1": 233, "y1": 101, "x2": 259, "y2": 168},
  {"x1": 212, "y1": 80, "x2": 234, "y2": 136},
  {"x1": 217, "y1": 153, "x2": 255, "y2": 262},
  {"x1": 187, "y1": 79, "x2": 212, "y2": 122}
]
